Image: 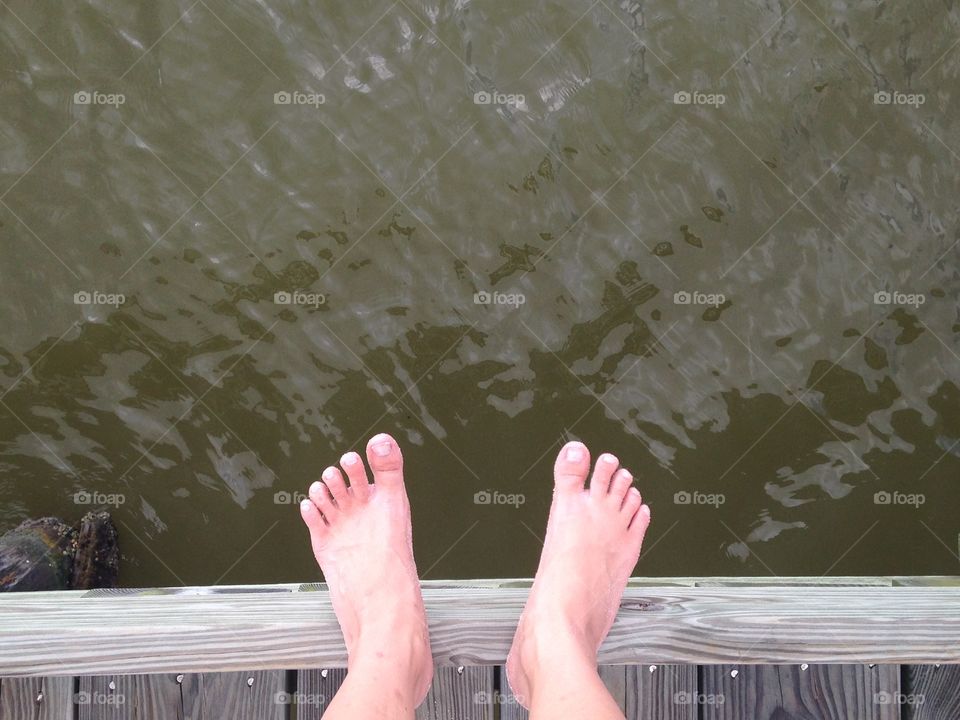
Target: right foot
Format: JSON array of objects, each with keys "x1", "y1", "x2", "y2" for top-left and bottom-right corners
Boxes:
[
  {"x1": 505, "y1": 441, "x2": 651, "y2": 707},
  {"x1": 299, "y1": 433, "x2": 433, "y2": 704}
]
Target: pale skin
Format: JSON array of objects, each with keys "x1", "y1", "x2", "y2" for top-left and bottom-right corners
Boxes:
[{"x1": 300, "y1": 433, "x2": 651, "y2": 719}]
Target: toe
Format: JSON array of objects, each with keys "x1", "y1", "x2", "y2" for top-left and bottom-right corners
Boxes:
[
  {"x1": 629, "y1": 503, "x2": 652, "y2": 543},
  {"x1": 622, "y1": 486, "x2": 643, "y2": 525},
  {"x1": 589, "y1": 453, "x2": 619, "y2": 497},
  {"x1": 365, "y1": 433, "x2": 405, "y2": 490},
  {"x1": 321, "y1": 466, "x2": 350, "y2": 507},
  {"x1": 300, "y1": 498, "x2": 328, "y2": 542},
  {"x1": 553, "y1": 441, "x2": 590, "y2": 494},
  {"x1": 309, "y1": 480, "x2": 338, "y2": 520},
  {"x1": 339, "y1": 451, "x2": 369, "y2": 493},
  {"x1": 609, "y1": 469, "x2": 634, "y2": 504}
]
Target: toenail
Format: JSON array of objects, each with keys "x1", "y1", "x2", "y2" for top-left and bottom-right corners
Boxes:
[
  {"x1": 565, "y1": 445, "x2": 584, "y2": 461},
  {"x1": 373, "y1": 440, "x2": 392, "y2": 457},
  {"x1": 341, "y1": 453, "x2": 359, "y2": 466},
  {"x1": 601, "y1": 453, "x2": 617, "y2": 465},
  {"x1": 300, "y1": 499, "x2": 313, "y2": 512},
  {"x1": 310, "y1": 481, "x2": 324, "y2": 495},
  {"x1": 322, "y1": 467, "x2": 335, "y2": 480}
]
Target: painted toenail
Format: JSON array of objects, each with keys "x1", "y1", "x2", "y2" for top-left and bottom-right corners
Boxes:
[
  {"x1": 342, "y1": 453, "x2": 359, "y2": 466},
  {"x1": 566, "y1": 445, "x2": 584, "y2": 461},
  {"x1": 373, "y1": 440, "x2": 392, "y2": 457}
]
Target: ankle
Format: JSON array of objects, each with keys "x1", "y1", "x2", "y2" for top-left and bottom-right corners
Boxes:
[
  {"x1": 349, "y1": 622, "x2": 433, "y2": 697},
  {"x1": 511, "y1": 623, "x2": 597, "y2": 700}
]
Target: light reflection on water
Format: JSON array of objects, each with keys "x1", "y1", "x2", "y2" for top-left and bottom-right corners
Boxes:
[{"x1": 0, "y1": 0, "x2": 958, "y2": 586}]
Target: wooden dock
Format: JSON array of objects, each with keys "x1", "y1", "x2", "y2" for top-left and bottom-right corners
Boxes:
[{"x1": 1, "y1": 577, "x2": 959, "y2": 719}]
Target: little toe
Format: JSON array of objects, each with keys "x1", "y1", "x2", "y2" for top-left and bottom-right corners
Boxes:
[
  {"x1": 299, "y1": 498, "x2": 328, "y2": 543},
  {"x1": 629, "y1": 504, "x2": 652, "y2": 545}
]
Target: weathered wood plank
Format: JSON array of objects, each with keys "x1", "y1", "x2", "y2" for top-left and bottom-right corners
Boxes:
[
  {"x1": 903, "y1": 665, "x2": 960, "y2": 720},
  {"x1": 78, "y1": 675, "x2": 182, "y2": 719},
  {"x1": 497, "y1": 665, "x2": 629, "y2": 719},
  {"x1": 625, "y1": 664, "x2": 698, "y2": 720},
  {"x1": 200, "y1": 670, "x2": 285, "y2": 719},
  {"x1": 2, "y1": 585, "x2": 960, "y2": 675},
  {"x1": 296, "y1": 668, "x2": 346, "y2": 718},
  {"x1": 700, "y1": 664, "x2": 900, "y2": 720},
  {"x1": 0, "y1": 677, "x2": 73, "y2": 720},
  {"x1": 416, "y1": 667, "x2": 494, "y2": 720},
  {"x1": 76, "y1": 671, "x2": 284, "y2": 719},
  {"x1": 295, "y1": 667, "x2": 493, "y2": 719}
]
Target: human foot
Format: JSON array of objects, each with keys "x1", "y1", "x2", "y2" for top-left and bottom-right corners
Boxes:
[
  {"x1": 505, "y1": 441, "x2": 651, "y2": 707},
  {"x1": 300, "y1": 433, "x2": 433, "y2": 704}
]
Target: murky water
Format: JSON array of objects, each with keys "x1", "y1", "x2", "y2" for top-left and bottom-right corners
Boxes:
[{"x1": 1, "y1": 0, "x2": 958, "y2": 587}]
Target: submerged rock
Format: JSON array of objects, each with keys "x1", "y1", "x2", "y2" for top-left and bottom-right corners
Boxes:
[{"x1": 0, "y1": 512, "x2": 119, "y2": 592}]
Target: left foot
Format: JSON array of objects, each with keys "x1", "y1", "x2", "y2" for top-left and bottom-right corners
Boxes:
[{"x1": 299, "y1": 433, "x2": 433, "y2": 704}]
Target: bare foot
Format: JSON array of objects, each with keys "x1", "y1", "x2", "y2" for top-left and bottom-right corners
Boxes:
[
  {"x1": 505, "y1": 441, "x2": 651, "y2": 707},
  {"x1": 300, "y1": 433, "x2": 433, "y2": 704}
]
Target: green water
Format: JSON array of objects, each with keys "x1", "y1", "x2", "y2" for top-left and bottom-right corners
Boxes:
[{"x1": 0, "y1": 0, "x2": 958, "y2": 587}]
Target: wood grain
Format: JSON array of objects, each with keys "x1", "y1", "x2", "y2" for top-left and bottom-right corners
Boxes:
[
  {"x1": 78, "y1": 675, "x2": 181, "y2": 720},
  {"x1": 296, "y1": 667, "x2": 494, "y2": 720},
  {"x1": 416, "y1": 667, "x2": 494, "y2": 720},
  {"x1": 76, "y1": 671, "x2": 285, "y2": 719},
  {"x1": 2, "y1": 585, "x2": 959, "y2": 675},
  {"x1": 497, "y1": 665, "x2": 630, "y2": 720},
  {"x1": 0, "y1": 677, "x2": 73, "y2": 720},
  {"x1": 296, "y1": 667, "x2": 346, "y2": 719},
  {"x1": 903, "y1": 665, "x2": 960, "y2": 720},
  {"x1": 700, "y1": 664, "x2": 900, "y2": 720},
  {"x1": 626, "y1": 664, "x2": 698, "y2": 720},
  {"x1": 200, "y1": 670, "x2": 285, "y2": 720}
]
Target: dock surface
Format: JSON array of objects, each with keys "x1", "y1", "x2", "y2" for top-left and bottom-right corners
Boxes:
[{"x1": 1, "y1": 577, "x2": 959, "y2": 719}]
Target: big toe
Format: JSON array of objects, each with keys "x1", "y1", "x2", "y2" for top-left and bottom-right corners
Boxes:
[
  {"x1": 553, "y1": 441, "x2": 590, "y2": 494},
  {"x1": 365, "y1": 432, "x2": 405, "y2": 490}
]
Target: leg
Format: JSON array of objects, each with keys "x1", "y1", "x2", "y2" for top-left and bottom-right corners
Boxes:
[
  {"x1": 299, "y1": 433, "x2": 433, "y2": 719},
  {"x1": 506, "y1": 442, "x2": 651, "y2": 719}
]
